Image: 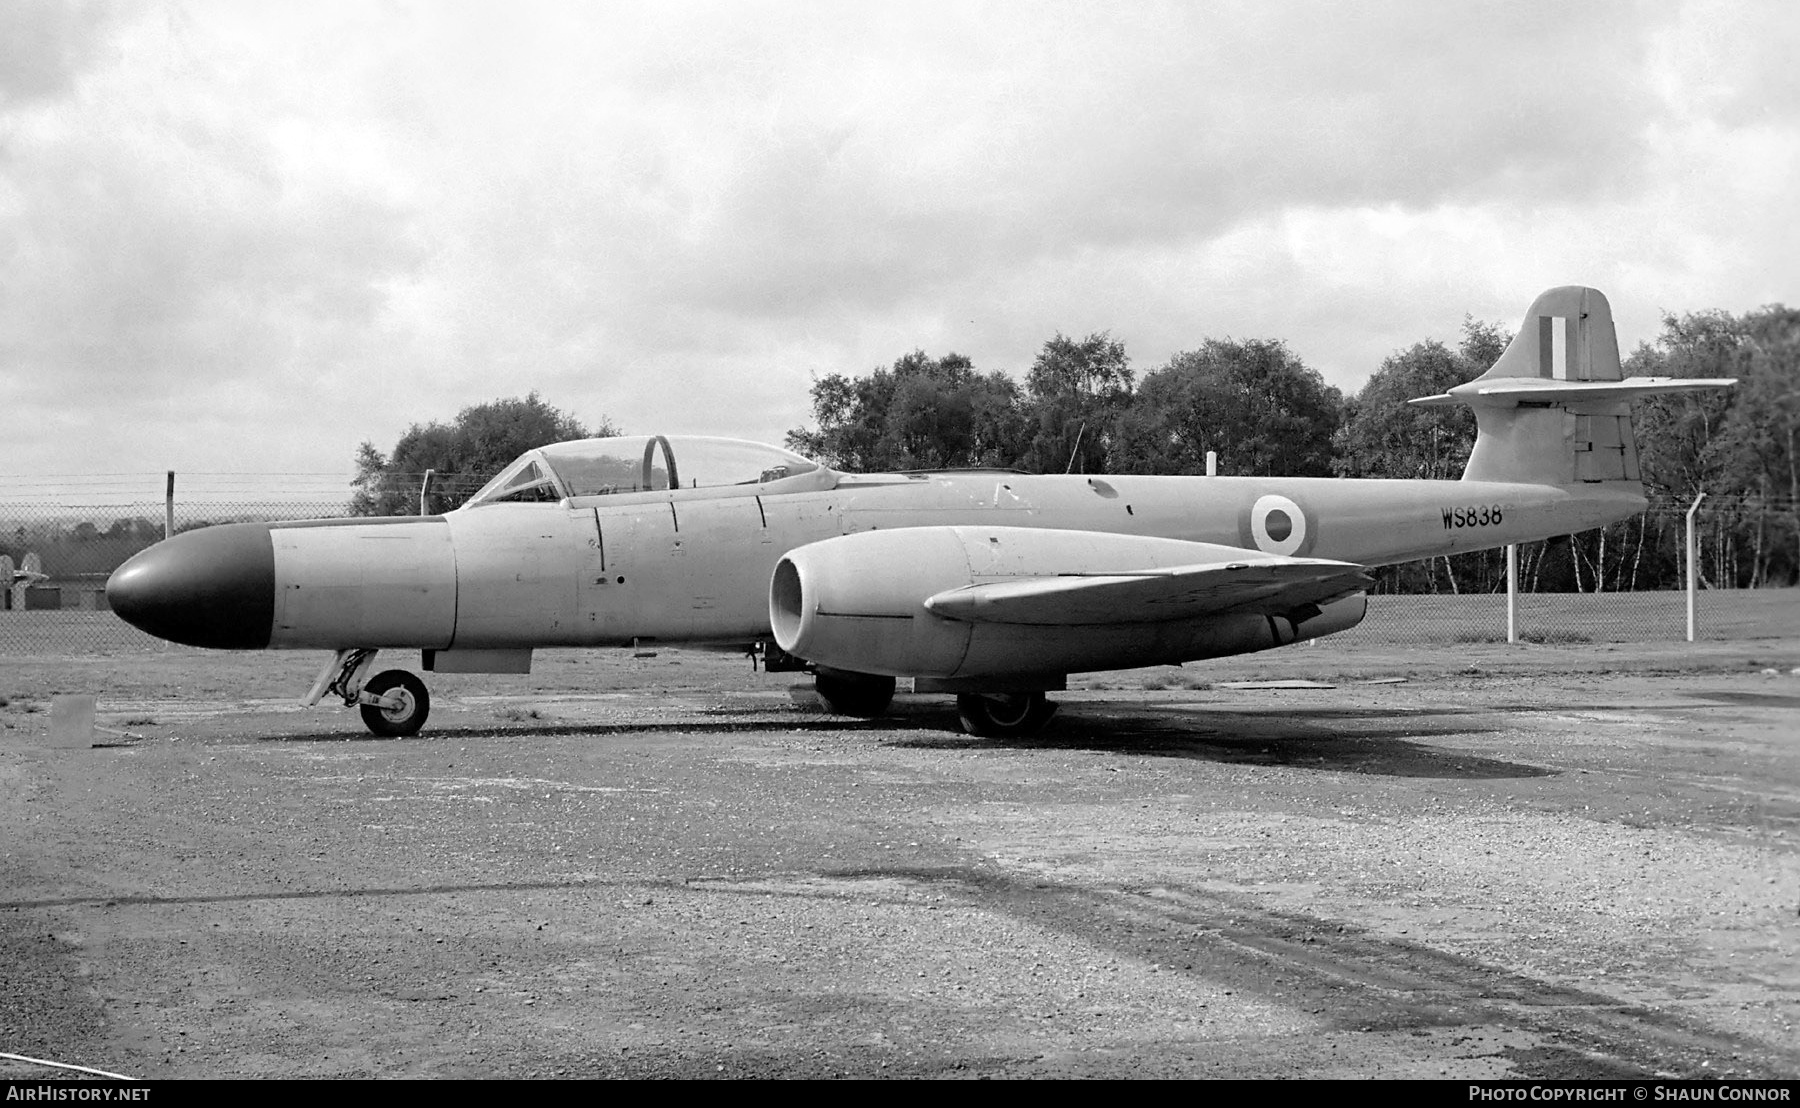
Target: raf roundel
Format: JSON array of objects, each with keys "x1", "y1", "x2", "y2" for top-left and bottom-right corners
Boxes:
[{"x1": 1249, "y1": 494, "x2": 1307, "y2": 556}]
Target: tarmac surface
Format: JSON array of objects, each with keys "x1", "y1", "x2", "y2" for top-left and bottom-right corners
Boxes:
[{"x1": 2, "y1": 641, "x2": 1798, "y2": 1079}]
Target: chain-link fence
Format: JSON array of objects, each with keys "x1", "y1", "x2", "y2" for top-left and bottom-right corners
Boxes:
[
  {"x1": 2, "y1": 490, "x2": 1794, "y2": 655},
  {"x1": 1341, "y1": 500, "x2": 1799, "y2": 643}
]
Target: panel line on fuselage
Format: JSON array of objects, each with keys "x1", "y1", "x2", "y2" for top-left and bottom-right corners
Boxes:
[{"x1": 588, "y1": 508, "x2": 605, "y2": 574}]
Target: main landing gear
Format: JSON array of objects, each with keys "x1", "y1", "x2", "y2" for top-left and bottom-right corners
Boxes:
[
  {"x1": 956, "y1": 692, "x2": 1057, "y2": 738},
  {"x1": 809, "y1": 666, "x2": 1058, "y2": 738},
  {"x1": 766, "y1": 646, "x2": 1061, "y2": 738},
  {"x1": 812, "y1": 668, "x2": 896, "y2": 717},
  {"x1": 305, "y1": 649, "x2": 432, "y2": 737}
]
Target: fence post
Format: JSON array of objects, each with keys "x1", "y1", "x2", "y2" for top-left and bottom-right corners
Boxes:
[
  {"x1": 1686, "y1": 491, "x2": 1706, "y2": 642},
  {"x1": 1506, "y1": 543, "x2": 1517, "y2": 643},
  {"x1": 420, "y1": 469, "x2": 434, "y2": 516},
  {"x1": 164, "y1": 471, "x2": 175, "y2": 540}
]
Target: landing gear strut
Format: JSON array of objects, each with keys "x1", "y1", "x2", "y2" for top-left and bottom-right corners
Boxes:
[
  {"x1": 304, "y1": 649, "x2": 433, "y2": 737},
  {"x1": 956, "y1": 691, "x2": 1057, "y2": 737}
]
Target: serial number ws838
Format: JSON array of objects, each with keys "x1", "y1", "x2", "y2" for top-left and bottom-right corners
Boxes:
[{"x1": 1443, "y1": 505, "x2": 1504, "y2": 529}]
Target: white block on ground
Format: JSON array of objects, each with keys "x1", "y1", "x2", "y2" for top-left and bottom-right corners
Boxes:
[{"x1": 48, "y1": 695, "x2": 96, "y2": 749}]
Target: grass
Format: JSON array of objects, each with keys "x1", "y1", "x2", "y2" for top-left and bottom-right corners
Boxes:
[
  {"x1": 1520, "y1": 630, "x2": 1592, "y2": 645},
  {"x1": 1451, "y1": 630, "x2": 1592, "y2": 645},
  {"x1": 1336, "y1": 589, "x2": 1800, "y2": 645},
  {"x1": 1140, "y1": 669, "x2": 1216, "y2": 691}
]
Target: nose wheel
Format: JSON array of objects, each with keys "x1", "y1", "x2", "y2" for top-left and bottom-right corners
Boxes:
[
  {"x1": 304, "y1": 650, "x2": 433, "y2": 737},
  {"x1": 359, "y1": 669, "x2": 431, "y2": 737}
]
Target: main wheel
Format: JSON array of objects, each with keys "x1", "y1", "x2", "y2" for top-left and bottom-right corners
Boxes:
[
  {"x1": 813, "y1": 671, "x2": 896, "y2": 717},
  {"x1": 957, "y1": 692, "x2": 1056, "y2": 737},
  {"x1": 359, "y1": 669, "x2": 430, "y2": 737}
]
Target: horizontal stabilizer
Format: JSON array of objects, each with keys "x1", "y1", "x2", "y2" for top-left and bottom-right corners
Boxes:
[
  {"x1": 1410, "y1": 375, "x2": 1736, "y2": 408},
  {"x1": 923, "y1": 556, "x2": 1370, "y2": 626}
]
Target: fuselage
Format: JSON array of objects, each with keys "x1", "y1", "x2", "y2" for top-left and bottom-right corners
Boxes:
[{"x1": 108, "y1": 466, "x2": 1645, "y2": 652}]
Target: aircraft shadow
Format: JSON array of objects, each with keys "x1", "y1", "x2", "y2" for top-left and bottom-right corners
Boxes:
[
  {"x1": 251, "y1": 715, "x2": 938, "y2": 745},
  {"x1": 884, "y1": 702, "x2": 1550, "y2": 780},
  {"x1": 1681, "y1": 689, "x2": 1800, "y2": 709},
  {"x1": 242, "y1": 699, "x2": 1546, "y2": 778}
]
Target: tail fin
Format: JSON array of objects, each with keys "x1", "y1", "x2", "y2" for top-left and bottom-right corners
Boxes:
[{"x1": 1410, "y1": 286, "x2": 1734, "y2": 486}]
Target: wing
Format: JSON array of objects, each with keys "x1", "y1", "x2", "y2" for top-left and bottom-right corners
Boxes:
[{"x1": 922, "y1": 555, "x2": 1371, "y2": 626}]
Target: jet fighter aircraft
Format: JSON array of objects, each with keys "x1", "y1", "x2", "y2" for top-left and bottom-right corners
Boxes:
[{"x1": 107, "y1": 287, "x2": 1733, "y2": 738}]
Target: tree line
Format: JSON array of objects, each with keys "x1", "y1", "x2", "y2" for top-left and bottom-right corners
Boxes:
[{"x1": 347, "y1": 304, "x2": 1800, "y2": 591}]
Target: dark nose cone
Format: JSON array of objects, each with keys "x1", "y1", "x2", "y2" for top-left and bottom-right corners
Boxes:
[{"x1": 107, "y1": 523, "x2": 275, "y2": 649}]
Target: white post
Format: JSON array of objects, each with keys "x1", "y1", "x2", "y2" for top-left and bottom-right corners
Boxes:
[
  {"x1": 1506, "y1": 543, "x2": 1517, "y2": 643},
  {"x1": 420, "y1": 469, "x2": 435, "y2": 516},
  {"x1": 1205, "y1": 450, "x2": 1217, "y2": 477},
  {"x1": 1685, "y1": 492, "x2": 1706, "y2": 642}
]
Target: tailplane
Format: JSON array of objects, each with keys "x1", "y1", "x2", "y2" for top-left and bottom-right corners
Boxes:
[{"x1": 1410, "y1": 286, "x2": 1734, "y2": 486}]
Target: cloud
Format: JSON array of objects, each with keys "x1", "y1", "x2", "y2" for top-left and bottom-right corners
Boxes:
[
  {"x1": 0, "y1": 0, "x2": 122, "y2": 107},
  {"x1": 1, "y1": 0, "x2": 1794, "y2": 486},
  {"x1": 2, "y1": 4, "x2": 428, "y2": 471},
  {"x1": 463, "y1": 0, "x2": 1666, "y2": 321}
]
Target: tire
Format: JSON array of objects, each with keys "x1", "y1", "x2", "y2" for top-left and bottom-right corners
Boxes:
[
  {"x1": 359, "y1": 669, "x2": 430, "y2": 737},
  {"x1": 814, "y1": 671, "x2": 896, "y2": 717},
  {"x1": 956, "y1": 692, "x2": 1056, "y2": 737}
]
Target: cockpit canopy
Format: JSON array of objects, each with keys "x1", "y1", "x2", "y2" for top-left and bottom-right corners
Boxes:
[{"x1": 463, "y1": 436, "x2": 827, "y2": 507}]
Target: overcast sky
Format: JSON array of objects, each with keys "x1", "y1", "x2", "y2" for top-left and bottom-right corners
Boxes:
[{"x1": 3, "y1": 0, "x2": 1796, "y2": 489}]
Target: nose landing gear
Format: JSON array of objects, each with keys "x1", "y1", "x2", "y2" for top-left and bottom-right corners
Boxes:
[{"x1": 303, "y1": 648, "x2": 433, "y2": 737}]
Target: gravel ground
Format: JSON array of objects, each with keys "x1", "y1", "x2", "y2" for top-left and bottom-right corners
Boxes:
[{"x1": 1, "y1": 639, "x2": 1797, "y2": 1079}]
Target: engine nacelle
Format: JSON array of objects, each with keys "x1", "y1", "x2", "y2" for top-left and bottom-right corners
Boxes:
[{"x1": 769, "y1": 526, "x2": 1365, "y2": 680}]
